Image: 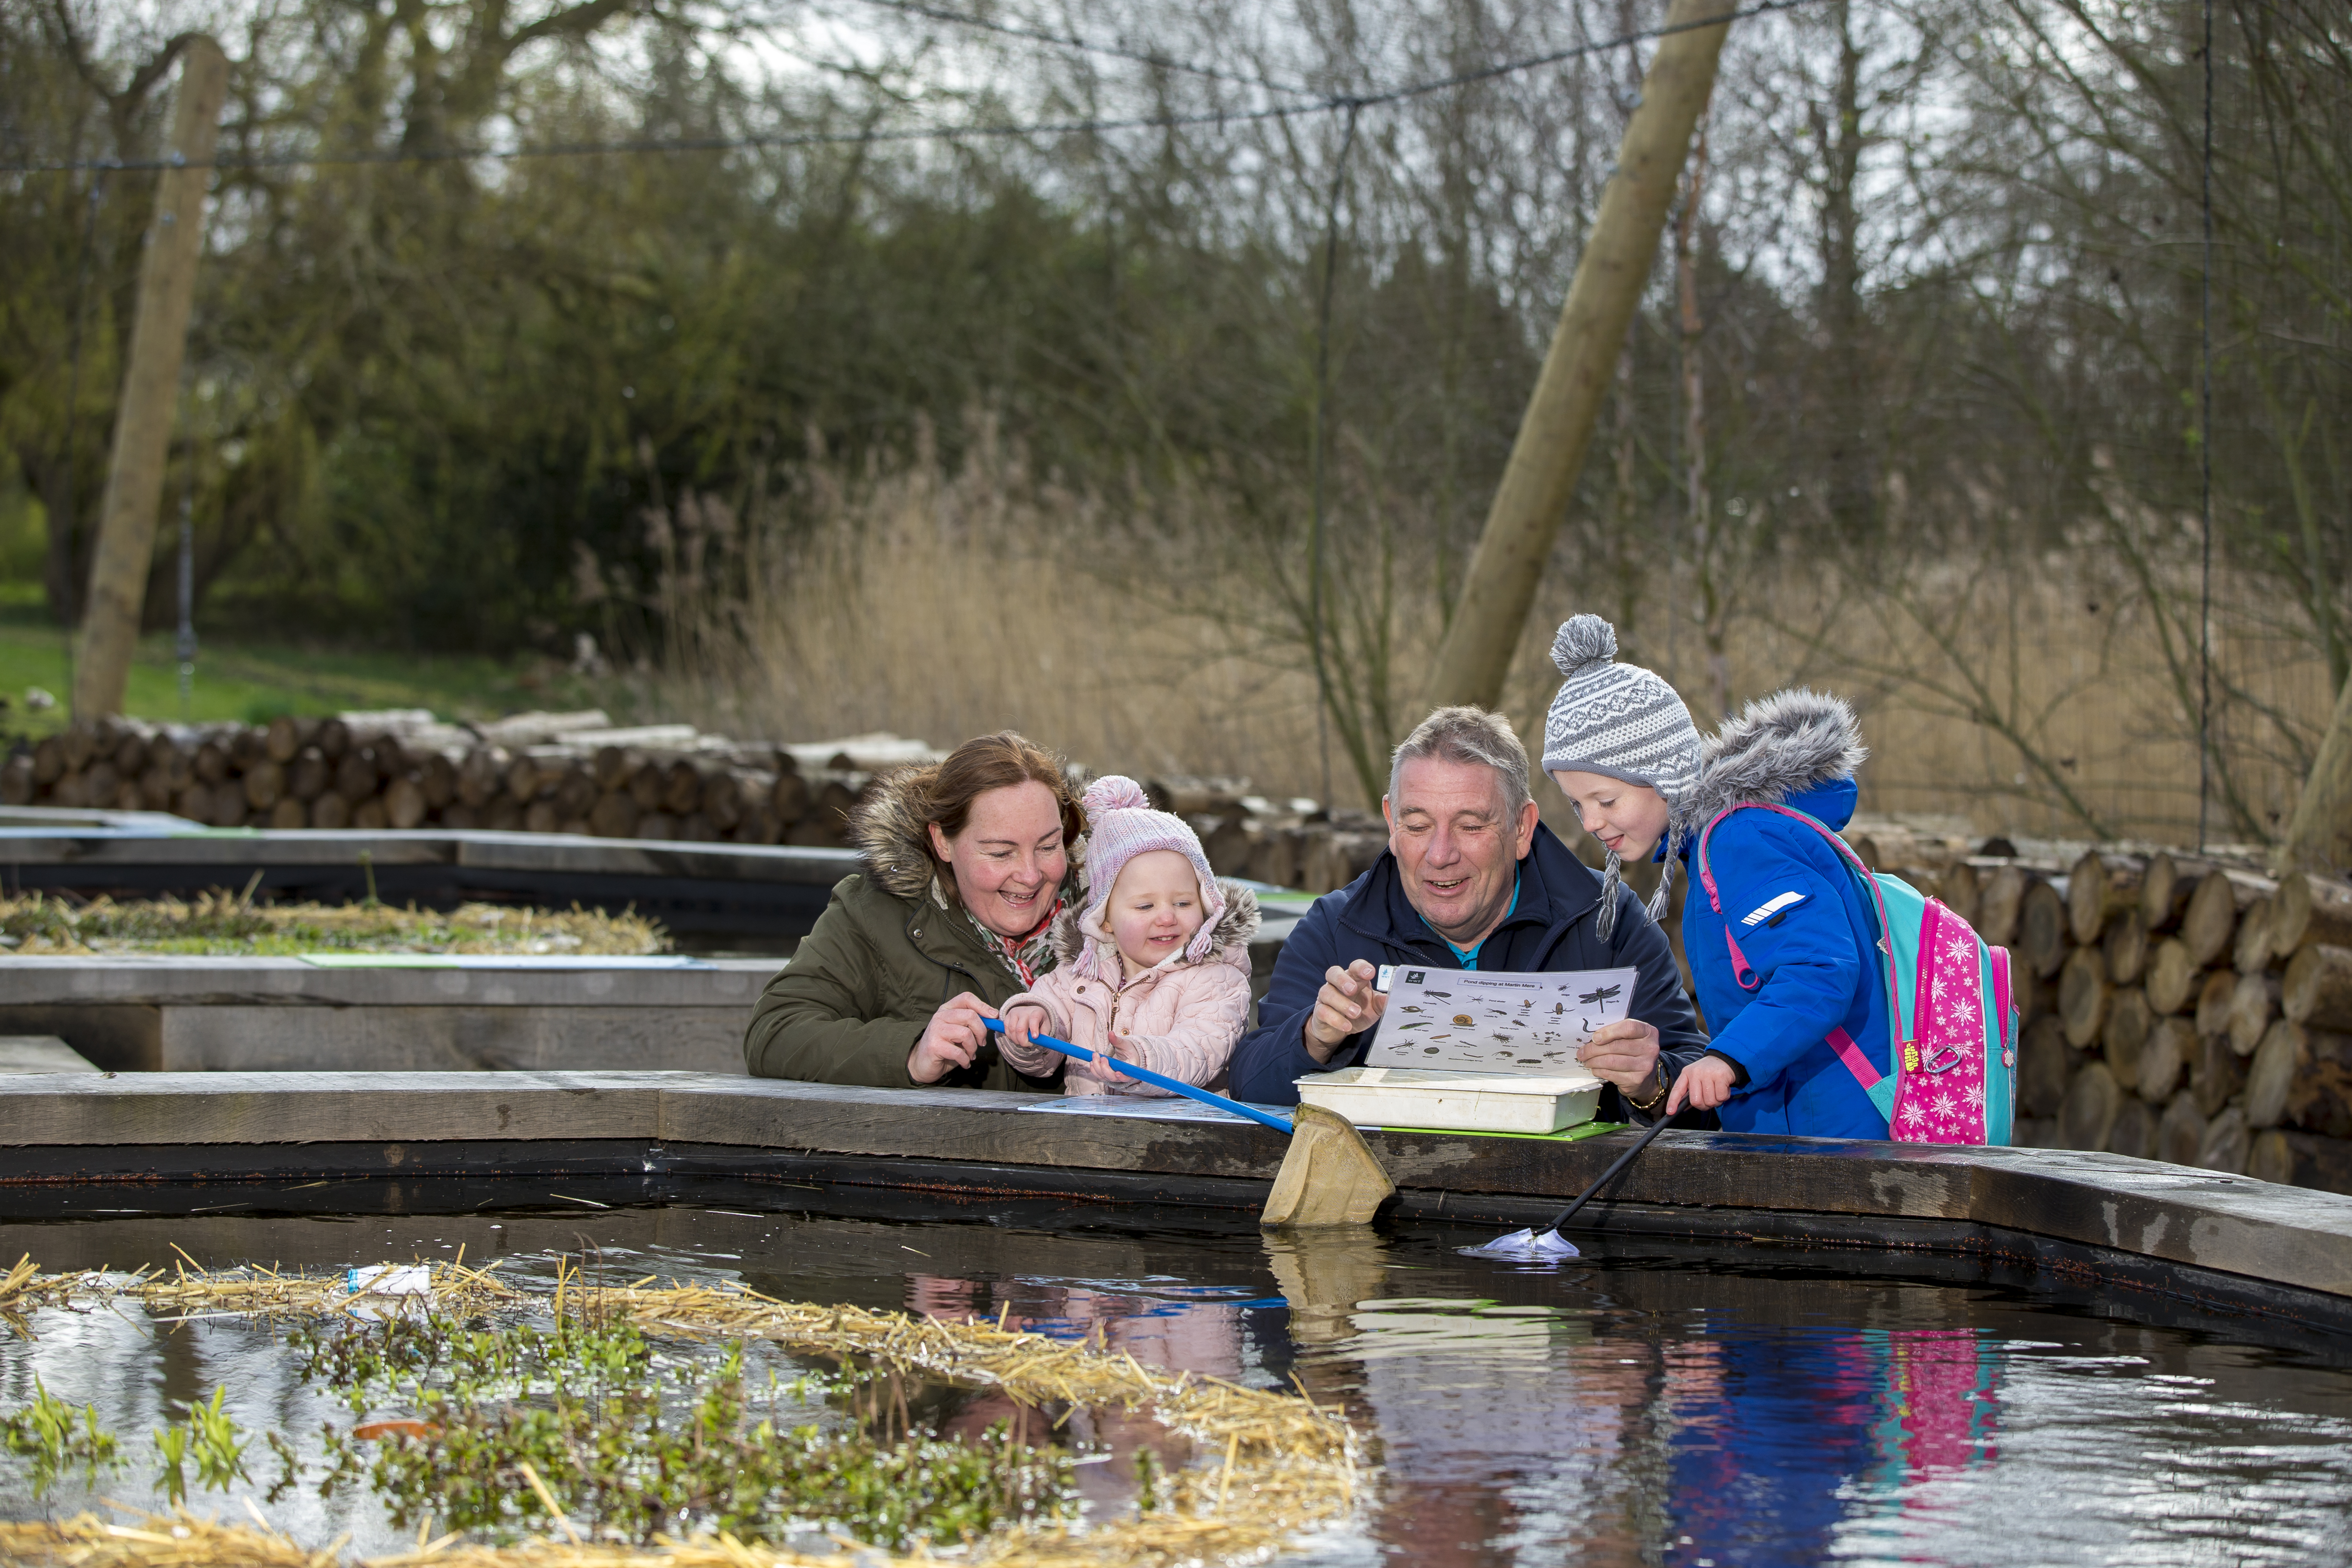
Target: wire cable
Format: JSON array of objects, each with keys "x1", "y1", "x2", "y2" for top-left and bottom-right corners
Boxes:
[
  {"x1": 0, "y1": 0, "x2": 1819, "y2": 176},
  {"x1": 837, "y1": 0, "x2": 1320, "y2": 98}
]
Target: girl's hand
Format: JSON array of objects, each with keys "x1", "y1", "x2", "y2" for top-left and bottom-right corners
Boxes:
[
  {"x1": 1074, "y1": 1035, "x2": 1139, "y2": 1084},
  {"x1": 1665, "y1": 1056, "x2": 1738, "y2": 1115},
  {"x1": 1102, "y1": 1033, "x2": 1139, "y2": 1080},
  {"x1": 1001, "y1": 1004, "x2": 1050, "y2": 1050},
  {"x1": 910, "y1": 992, "x2": 998, "y2": 1084}
]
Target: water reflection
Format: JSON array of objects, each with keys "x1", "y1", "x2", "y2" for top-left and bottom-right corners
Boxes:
[{"x1": 2, "y1": 1205, "x2": 2349, "y2": 1566}]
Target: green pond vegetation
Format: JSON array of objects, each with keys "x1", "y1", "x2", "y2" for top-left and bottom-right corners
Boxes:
[
  {"x1": 0, "y1": 890, "x2": 667, "y2": 956},
  {"x1": 3, "y1": 1299, "x2": 1080, "y2": 1551}
]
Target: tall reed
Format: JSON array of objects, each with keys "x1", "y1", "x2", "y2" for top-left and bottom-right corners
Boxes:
[{"x1": 592, "y1": 425, "x2": 2334, "y2": 850}]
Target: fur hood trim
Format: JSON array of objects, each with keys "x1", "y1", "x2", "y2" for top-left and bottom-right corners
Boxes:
[
  {"x1": 1592, "y1": 687, "x2": 1865, "y2": 943},
  {"x1": 1050, "y1": 879, "x2": 1261, "y2": 968},
  {"x1": 1680, "y1": 688, "x2": 1868, "y2": 828},
  {"x1": 850, "y1": 766, "x2": 948, "y2": 902}
]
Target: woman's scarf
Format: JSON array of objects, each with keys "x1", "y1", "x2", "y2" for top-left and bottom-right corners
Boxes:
[{"x1": 936, "y1": 876, "x2": 1063, "y2": 986}]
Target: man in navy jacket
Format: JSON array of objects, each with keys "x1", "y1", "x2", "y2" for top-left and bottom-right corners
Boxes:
[{"x1": 1230, "y1": 707, "x2": 1712, "y2": 1121}]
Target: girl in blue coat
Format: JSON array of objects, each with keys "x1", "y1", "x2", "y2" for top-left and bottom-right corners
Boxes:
[{"x1": 1537, "y1": 615, "x2": 1890, "y2": 1138}]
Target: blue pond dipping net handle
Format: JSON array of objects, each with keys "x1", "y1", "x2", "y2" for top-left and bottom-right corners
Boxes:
[{"x1": 981, "y1": 1016, "x2": 1294, "y2": 1134}]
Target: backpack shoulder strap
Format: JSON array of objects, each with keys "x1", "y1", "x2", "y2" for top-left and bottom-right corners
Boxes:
[{"x1": 1694, "y1": 799, "x2": 1916, "y2": 1092}]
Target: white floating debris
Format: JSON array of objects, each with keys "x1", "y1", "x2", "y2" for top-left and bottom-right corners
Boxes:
[{"x1": 346, "y1": 1263, "x2": 433, "y2": 1296}]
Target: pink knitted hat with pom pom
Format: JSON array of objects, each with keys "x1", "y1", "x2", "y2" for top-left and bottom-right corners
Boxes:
[{"x1": 1078, "y1": 775, "x2": 1226, "y2": 962}]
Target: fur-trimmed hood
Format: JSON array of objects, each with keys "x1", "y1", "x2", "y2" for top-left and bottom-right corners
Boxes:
[
  {"x1": 1051, "y1": 879, "x2": 1261, "y2": 974},
  {"x1": 1678, "y1": 688, "x2": 1869, "y2": 829},
  {"x1": 849, "y1": 766, "x2": 949, "y2": 902},
  {"x1": 1592, "y1": 686, "x2": 1866, "y2": 941}
]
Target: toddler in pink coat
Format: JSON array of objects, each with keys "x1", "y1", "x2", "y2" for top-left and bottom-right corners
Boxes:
[{"x1": 1000, "y1": 775, "x2": 1260, "y2": 1095}]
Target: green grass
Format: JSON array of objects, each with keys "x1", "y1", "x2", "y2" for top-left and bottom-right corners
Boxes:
[{"x1": 0, "y1": 580, "x2": 600, "y2": 736}]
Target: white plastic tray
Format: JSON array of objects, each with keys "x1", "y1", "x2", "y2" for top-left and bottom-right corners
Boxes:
[{"x1": 1296, "y1": 1065, "x2": 1605, "y2": 1134}]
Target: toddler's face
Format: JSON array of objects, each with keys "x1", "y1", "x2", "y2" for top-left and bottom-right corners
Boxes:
[{"x1": 1105, "y1": 849, "x2": 1207, "y2": 971}]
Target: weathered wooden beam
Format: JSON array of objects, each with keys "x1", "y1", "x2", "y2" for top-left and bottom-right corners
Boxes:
[
  {"x1": 71, "y1": 38, "x2": 230, "y2": 718},
  {"x1": 1424, "y1": 0, "x2": 1739, "y2": 710},
  {"x1": 0, "y1": 1072, "x2": 2347, "y2": 1308}
]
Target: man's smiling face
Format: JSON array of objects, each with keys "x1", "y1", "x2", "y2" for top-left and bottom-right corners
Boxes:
[{"x1": 1383, "y1": 756, "x2": 1539, "y2": 949}]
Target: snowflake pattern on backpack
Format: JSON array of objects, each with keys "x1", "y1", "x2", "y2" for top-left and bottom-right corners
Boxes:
[{"x1": 1888, "y1": 902, "x2": 1992, "y2": 1144}]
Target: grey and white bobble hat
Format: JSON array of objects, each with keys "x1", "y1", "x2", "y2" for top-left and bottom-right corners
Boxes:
[{"x1": 1540, "y1": 615, "x2": 1703, "y2": 938}]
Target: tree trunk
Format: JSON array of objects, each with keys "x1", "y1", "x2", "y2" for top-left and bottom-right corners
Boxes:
[
  {"x1": 1813, "y1": 0, "x2": 1874, "y2": 542},
  {"x1": 2198, "y1": 1106, "x2": 2250, "y2": 1173},
  {"x1": 70, "y1": 38, "x2": 230, "y2": 719},
  {"x1": 2017, "y1": 1014, "x2": 2072, "y2": 1119},
  {"x1": 2192, "y1": 1026, "x2": 2245, "y2": 1116},
  {"x1": 2233, "y1": 896, "x2": 2277, "y2": 974},
  {"x1": 2108, "y1": 1094, "x2": 2156, "y2": 1160},
  {"x1": 2272, "y1": 872, "x2": 2352, "y2": 956},
  {"x1": 2250, "y1": 1128, "x2": 2352, "y2": 1196},
  {"x1": 1940, "y1": 861, "x2": 1981, "y2": 926},
  {"x1": 1976, "y1": 863, "x2": 2029, "y2": 946},
  {"x1": 2195, "y1": 968, "x2": 2239, "y2": 1041},
  {"x1": 2021, "y1": 879, "x2": 2070, "y2": 978},
  {"x1": 1424, "y1": 0, "x2": 1740, "y2": 710},
  {"x1": 2275, "y1": 669, "x2": 2352, "y2": 877},
  {"x1": 2104, "y1": 908, "x2": 2150, "y2": 985},
  {"x1": 2068, "y1": 850, "x2": 2144, "y2": 945},
  {"x1": 2103, "y1": 986, "x2": 2153, "y2": 1084},
  {"x1": 2156, "y1": 1090, "x2": 2205, "y2": 1167},
  {"x1": 2139, "y1": 850, "x2": 2200, "y2": 933},
  {"x1": 2284, "y1": 944, "x2": 2352, "y2": 1031},
  {"x1": 2230, "y1": 970, "x2": 2282, "y2": 1057},
  {"x1": 2138, "y1": 1015, "x2": 2194, "y2": 1102},
  {"x1": 2145, "y1": 937, "x2": 2199, "y2": 1015},
  {"x1": 2061, "y1": 1060, "x2": 2121, "y2": 1151},
  {"x1": 2245, "y1": 1020, "x2": 2306, "y2": 1130},
  {"x1": 2182, "y1": 868, "x2": 2266, "y2": 968},
  {"x1": 2059, "y1": 944, "x2": 2110, "y2": 1048}
]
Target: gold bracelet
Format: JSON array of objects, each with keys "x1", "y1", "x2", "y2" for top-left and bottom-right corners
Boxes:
[{"x1": 1628, "y1": 1065, "x2": 1669, "y2": 1112}]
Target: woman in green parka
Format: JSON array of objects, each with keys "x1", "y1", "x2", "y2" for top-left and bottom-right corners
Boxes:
[{"x1": 743, "y1": 731, "x2": 1084, "y2": 1090}]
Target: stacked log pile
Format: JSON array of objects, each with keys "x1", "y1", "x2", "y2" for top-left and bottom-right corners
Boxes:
[
  {"x1": 1935, "y1": 845, "x2": 2352, "y2": 1197},
  {"x1": 0, "y1": 718, "x2": 1394, "y2": 893},
  {"x1": 1139, "y1": 776, "x2": 1388, "y2": 895},
  {"x1": 0, "y1": 712, "x2": 911, "y2": 851},
  {"x1": 1665, "y1": 820, "x2": 2352, "y2": 1198}
]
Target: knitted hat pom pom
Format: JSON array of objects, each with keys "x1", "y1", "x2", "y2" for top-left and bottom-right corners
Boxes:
[
  {"x1": 1551, "y1": 613, "x2": 1619, "y2": 680},
  {"x1": 1082, "y1": 775, "x2": 1151, "y2": 819}
]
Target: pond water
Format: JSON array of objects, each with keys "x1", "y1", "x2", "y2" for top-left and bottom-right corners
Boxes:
[{"x1": 5, "y1": 1196, "x2": 2351, "y2": 1566}]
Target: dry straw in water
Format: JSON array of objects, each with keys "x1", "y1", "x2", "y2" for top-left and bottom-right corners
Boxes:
[{"x1": 0, "y1": 1259, "x2": 1363, "y2": 1568}]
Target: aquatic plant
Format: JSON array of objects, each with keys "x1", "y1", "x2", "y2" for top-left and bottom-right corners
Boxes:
[
  {"x1": 0, "y1": 1379, "x2": 120, "y2": 1495},
  {"x1": 149, "y1": 1388, "x2": 248, "y2": 1504},
  {"x1": 3, "y1": 1260, "x2": 1367, "y2": 1567},
  {"x1": 340, "y1": 1354, "x2": 1071, "y2": 1548},
  {"x1": 149, "y1": 1425, "x2": 186, "y2": 1505},
  {"x1": 0, "y1": 891, "x2": 666, "y2": 957},
  {"x1": 296, "y1": 1308, "x2": 1074, "y2": 1549}
]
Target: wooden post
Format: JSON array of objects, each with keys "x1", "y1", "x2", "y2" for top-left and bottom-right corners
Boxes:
[
  {"x1": 70, "y1": 37, "x2": 229, "y2": 720},
  {"x1": 1424, "y1": 0, "x2": 1738, "y2": 710},
  {"x1": 2277, "y1": 674, "x2": 2352, "y2": 878}
]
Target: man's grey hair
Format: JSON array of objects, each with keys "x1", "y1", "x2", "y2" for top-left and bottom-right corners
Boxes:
[{"x1": 1386, "y1": 705, "x2": 1532, "y2": 823}]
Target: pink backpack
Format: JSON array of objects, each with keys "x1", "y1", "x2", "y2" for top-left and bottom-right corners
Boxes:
[{"x1": 1697, "y1": 802, "x2": 2018, "y2": 1146}]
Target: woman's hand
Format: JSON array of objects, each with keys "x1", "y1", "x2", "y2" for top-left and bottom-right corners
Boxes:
[
  {"x1": 1577, "y1": 1018, "x2": 1662, "y2": 1097},
  {"x1": 1666, "y1": 1056, "x2": 1738, "y2": 1115},
  {"x1": 909, "y1": 992, "x2": 998, "y2": 1084}
]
